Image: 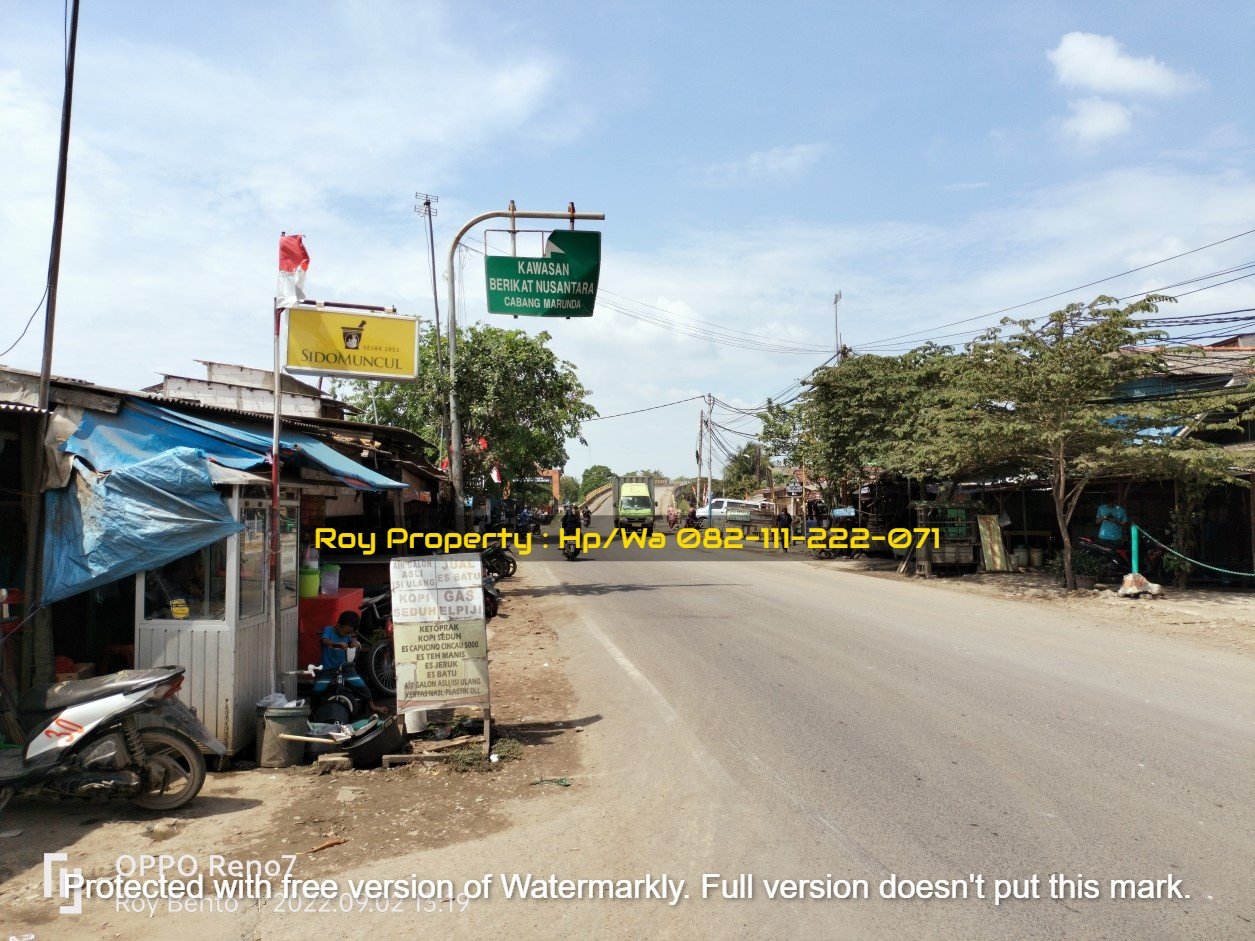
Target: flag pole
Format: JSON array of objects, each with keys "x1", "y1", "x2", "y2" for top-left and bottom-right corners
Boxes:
[{"x1": 270, "y1": 299, "x2": 283, "y2": 694}]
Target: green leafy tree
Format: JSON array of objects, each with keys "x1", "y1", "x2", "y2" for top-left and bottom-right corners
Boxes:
[
  {"x1": 341, "y1": 324, "x2": 596, "y2": 493},
  {"x1": 722, "y1": 443, "x2": 772, "y2": 497},
  {"x1": 559, "y1": 475, "x2": 581, "y2": 504},
  {"x1": 945, "y1": 295, "x2": 1243, "y2": 589},
  {"x1": 580, "y1": 464, "x2": 615, "y2": 496}
]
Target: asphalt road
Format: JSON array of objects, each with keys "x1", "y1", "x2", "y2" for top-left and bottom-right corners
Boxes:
[
  {"x1": 220, "y1": 541, "x2": 1252, "y2": 940},
  {"x1": 514, "y1": 548, "x2": 1255, "y2": 939}
]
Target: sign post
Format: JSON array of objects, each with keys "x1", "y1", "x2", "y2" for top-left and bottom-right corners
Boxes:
[
  {"x1": 444, "y1": 204, "x2": 606, "y2": 532},
  {"x1": 390, "y1": 553, "x2": 492, "y2": 753}
]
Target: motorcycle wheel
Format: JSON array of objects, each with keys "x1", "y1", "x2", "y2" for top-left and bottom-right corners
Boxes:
[
  {"x1": 313, "y1": 696, "x2": 355, "y2": 725},
  {"x1": 485, "y1": 594, "x2": 499, "y2": 619},
  {"x1": 504, "y1": 555, "x2": 517, "y2": 577},
  {"x1": 363, "y1": 641, "x2": 397, "y2": 697},
  {"x1": 131, "y1": 728, "x2": 207, "y2": 811}
]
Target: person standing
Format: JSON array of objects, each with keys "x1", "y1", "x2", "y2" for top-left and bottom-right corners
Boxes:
[
  {"x1": 776, "y1": 506, "x2": 793, "y2": 553},
  {"x1": 1095, "y1": 497, "x2": 1128, "y2": 547}
]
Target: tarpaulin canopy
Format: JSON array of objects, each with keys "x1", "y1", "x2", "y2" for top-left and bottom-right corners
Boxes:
[
  {"x1": 42, "y1": 448, "x2": 244, "y2": 603},
  {"x1": 65, "y1": 399, "x2": 407, "y2": 491},
  {"x1": 42, "y1": 398, "x2": 405, "y2": 602}
]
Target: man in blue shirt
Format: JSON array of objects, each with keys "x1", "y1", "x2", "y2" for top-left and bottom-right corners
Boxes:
[
  {"x1": 321, "y1": 611, "x2": 389, "y2": 716},
  {"x1": 1096, "y1": 499, "x2": 1128, "y2": 547}
]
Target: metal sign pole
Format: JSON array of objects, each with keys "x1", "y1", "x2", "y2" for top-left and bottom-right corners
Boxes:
[
  {"x1": 270, "y1": 302, "x2": 283, "y2": 693},
  {"x1": 445, "y1": 206, "x2": 605, "y2": 532}
]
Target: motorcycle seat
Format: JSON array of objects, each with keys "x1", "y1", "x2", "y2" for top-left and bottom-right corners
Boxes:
[
  {"x1": 19, "y1": 668, "x2": 182, "y2": 713},
  {"x1": 0, "y1": 749, "x2": 27, "y2": 782}
]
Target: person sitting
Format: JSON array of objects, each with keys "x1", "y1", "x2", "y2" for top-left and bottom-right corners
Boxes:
[{"x1": 321, "y1": 611, "x2": 389, "y2": 716}]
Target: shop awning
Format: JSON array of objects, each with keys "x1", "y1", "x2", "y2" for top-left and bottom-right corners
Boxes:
[
  {"x1": 65, "y1": 399, "x2": 407, "y2": 491},
  {"x1": 43, "y1": 448, "x2": 244, "y2": 603},
  {"x1": 42, "y1": 398, "x2": 405, "y2": 603}
]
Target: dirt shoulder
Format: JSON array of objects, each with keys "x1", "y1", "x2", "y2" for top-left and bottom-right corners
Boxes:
[
  {"x1": 0, "y1": 565, "x2": 584, "y2": 934},
  {"x1": 802, "y1": 556, "x2": 1255, "y2": 657}
]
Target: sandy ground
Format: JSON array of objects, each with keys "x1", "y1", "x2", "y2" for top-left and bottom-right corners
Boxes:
[
  {"x1": 809, "y1": 556, "x2": 1255, "y2": 656},
  {"x1": 0, "y1": 566, "x2": 584, "y2": 937}
]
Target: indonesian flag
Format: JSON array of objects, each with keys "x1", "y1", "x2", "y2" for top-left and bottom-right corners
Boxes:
[{"x1": 277, "y1": 234, "x2": 310, "y2": 308}]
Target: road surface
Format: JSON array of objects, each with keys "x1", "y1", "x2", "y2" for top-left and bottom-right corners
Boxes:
[
  {"x1": 449, "y1": 550, "x2": 1253, "y2": 938},
  {"x1": 165, "y1": 548, "x2": 1251, "y2": 940}
]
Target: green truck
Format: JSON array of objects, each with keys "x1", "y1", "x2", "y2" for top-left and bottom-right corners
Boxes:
[{"x1": 612, "y1": 475, "x2": 657, "y2": 535}]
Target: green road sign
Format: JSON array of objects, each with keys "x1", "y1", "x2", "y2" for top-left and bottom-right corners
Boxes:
[{"x1": 485, "y1": 230, "x2": 601, "y2": 317}]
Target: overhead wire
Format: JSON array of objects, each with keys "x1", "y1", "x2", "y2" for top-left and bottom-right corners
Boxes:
[{"x1": 850, "y1": 226, "x2": 1255, "y2": 351}]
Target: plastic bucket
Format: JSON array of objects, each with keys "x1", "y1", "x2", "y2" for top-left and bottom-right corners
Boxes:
[
  {"x1": 299, "y1": 568, "x2": 320, "y2": 598},
  {"x1": 256, "y1": 704, "x2": 311, "y2": 768},
  {"x1": 1012, "y1": 547, "x2": 1029, "y2": 569},
  {"x1": 319, "y1": 564, "x2": 341, "y2": 595}
]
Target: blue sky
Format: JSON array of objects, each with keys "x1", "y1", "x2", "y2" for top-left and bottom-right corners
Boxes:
[{"x1": 3, "y1": 1, "x2": 1254, "y2": 478}]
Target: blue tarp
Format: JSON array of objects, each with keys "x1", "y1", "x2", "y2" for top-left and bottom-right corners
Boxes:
[
  {"x1": 42, "y1": 448, "x2": 244, "y2": 603},
  {"x1": 65, "y1": 399, "x2": 407, "y2": 491},
  {"x1": 43, "y1": 398, "x2": 406, "y2": 602}
]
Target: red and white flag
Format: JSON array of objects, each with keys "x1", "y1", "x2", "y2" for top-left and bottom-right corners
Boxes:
[
  {"x1": 490, "y1": 464, "x2": 502, "y2": 484},
  {"x1": 277, "y1": 234, "x2": 310, "y2": 308}
]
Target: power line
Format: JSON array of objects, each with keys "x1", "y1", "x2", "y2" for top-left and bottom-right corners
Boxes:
[
  {"x1": 583, "y1": 394, "x2": 705, "y2": 422},
  {"x1": 853, "y1": 226, "x2": 1255, "y2": 350},
  {"x1": 0, "y1": 287, "x2": 49, "y2": 358}
]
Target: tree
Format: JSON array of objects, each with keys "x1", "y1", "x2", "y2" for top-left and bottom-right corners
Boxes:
[
  {"x1": 559, "y1": 474, "x2": 580, "y2": 505},
  {"x1": 722, "y1": 443, "x2": 772, "y2": 497},
  {"x1": 340, "y1": 324, "x2": 596, "y2": 493},
  {"x1": 581, "y1": 464, "x2": 614, "y2": 496},
  {"x1": 949, "y1": 294, "x2": 1242, "y2": 589}
]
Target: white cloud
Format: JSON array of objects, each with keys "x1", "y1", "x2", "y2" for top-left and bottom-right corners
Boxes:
[
  {"x1": 1047, "y1": 32, "x2": 1203, "y2": 98},
  {"x1": 944, "y1": 182, "x2": 990, "y2": 192},
  {"x1": 701, "y1": 143, "x2": 825, "y2": 187},
  {"x1": 1059, "y1": 97, "x2": 1133, "y2": 144}
]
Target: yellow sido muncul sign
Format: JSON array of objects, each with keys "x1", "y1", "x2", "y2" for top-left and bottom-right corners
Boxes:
[{"x1": 285, "y1": 305, "x2": 418, "y2": 380}]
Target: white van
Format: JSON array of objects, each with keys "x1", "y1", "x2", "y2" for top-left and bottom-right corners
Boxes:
[{"x1": 694, "y1": 498, "x2": 761, "y2": 528}]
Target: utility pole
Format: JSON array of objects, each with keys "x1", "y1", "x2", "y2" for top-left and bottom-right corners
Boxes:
[
  {"x1": 415, "y1": 193, "x2": 446, "y2": 485},
  {"x1": 706, "y1": 394, "x2": 715, "y2": 516},
  {"x1": 833, "y1": 290, "x2": 842, "y2": 357},
  {"x1": 22, "y1": 0, "x2": 80, "y2": 688},
  {"x1": 445, "y1": 203, "x2": 605, "y2": 531}
]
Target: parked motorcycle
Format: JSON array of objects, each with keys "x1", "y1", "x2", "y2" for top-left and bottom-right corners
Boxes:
[
  {"x1": 1073, "y1": 534, "x2": 1164, "y2": 579},
  {"x1": 483, "y1": 573, "x2": 502, "y2": 620},
  {"x1": 357, "y1": 589, "x2": 396, "y2": 697},
  {"x1": 310, "y1": 646, "x2": 371, "y2": 724},
  {"x1": 351, "y1": 565, "x2": 504, "y2": 701},
  {"x1": 483, "y1": 544, "x2": 517, "y2": 579},
  {"x1": 0, "y1": 666, "x2": 219, "y2": 816}
]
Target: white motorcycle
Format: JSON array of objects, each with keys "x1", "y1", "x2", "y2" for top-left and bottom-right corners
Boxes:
[{"x1": 0, "y1": 666, "x2": 222, "y2": 819}]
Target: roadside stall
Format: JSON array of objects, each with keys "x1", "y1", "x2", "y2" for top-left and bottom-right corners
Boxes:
[
  {"x1": 39, "y1": 396, "x2": 407, "y2": 755},
  {"x1": 911, "y1": 501, "x2": 980, "y2": 576}
]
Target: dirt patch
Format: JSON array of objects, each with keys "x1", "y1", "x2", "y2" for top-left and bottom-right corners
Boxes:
[
  {"x1": 806, "y1": 557, "x2": 1255, "y2": 656},
  {"x1": 0, "y1": 566, "x2": 584, "y2": 921}
]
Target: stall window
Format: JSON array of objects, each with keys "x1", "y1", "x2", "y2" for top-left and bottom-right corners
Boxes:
[
  {"x1": 143, "y1": 540, "x2": 227, "y2": 621},
  {"x1": 279, "y1": 504, "x2": 298, "y2": 609},
  {"x1": 238, "y1": 505, "x2": 267, "y2": 619}
]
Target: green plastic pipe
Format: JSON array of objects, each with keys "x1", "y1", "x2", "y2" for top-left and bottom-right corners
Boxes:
[{"x1": 1131, "y1": 523, "x2": 1140, "y2": 575}]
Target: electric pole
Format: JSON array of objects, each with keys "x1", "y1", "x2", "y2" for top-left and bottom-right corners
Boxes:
[
  {"x1": 833, "y1": 290, "x2": 842, "y2": 358},
  {"x1": 415, "y1": 193, "x2": 446, "y2": 483}
]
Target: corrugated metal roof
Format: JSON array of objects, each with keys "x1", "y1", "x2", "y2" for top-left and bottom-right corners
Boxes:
[{"x1": 0, "y1": 401, "x2": 48, "y2": 415}]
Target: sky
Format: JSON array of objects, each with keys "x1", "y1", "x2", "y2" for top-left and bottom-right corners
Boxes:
[{"x1": 3, "y1": 1, "x2": 1255, "y2": 480}]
